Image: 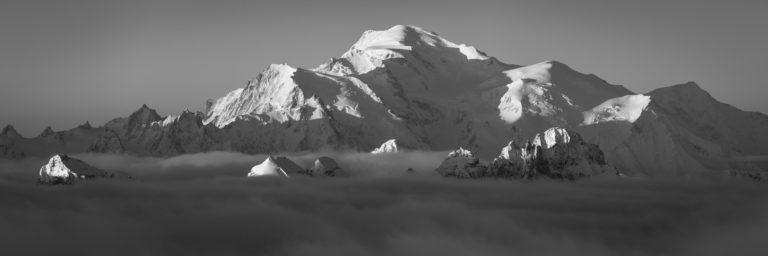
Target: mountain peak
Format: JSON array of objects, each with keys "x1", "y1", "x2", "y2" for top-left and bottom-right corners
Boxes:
[
  {"x1": 133, "y1": 104, "x2": 158, "y2": 114},
  {"x1": 649, "y1": 81, "x2": 712, "y2": 101},
  {"x1": 266, "y1": 63, "x2": 296, "y2": 73},
  {"x1": 1, "y1": 124, "x2": 20, "y2": 137},
  {"x1": 350, "y1": 25, "x2": 490, "y2": 61},
  {"x1": 241, "y1": 63, "x2": 297, "y2": 89},
  {"x1": 262, "y1": 64, "x2": 298, "y2": 79},
  {"x1": 680, "y1": 81, "x2": 701, "y2": 88},
  {"x1": 390, "y1": 24, "x2": 430, "y2": 32},
  {"x1": 247, "y1": 156, "x2": 303, "y2": 177},
  {"x1": 655, "y1": 81, "x2": 704, "y2": 92},
  {"x1": 77, "y1": 121, "x2": 93, "y2": 129},
  {"x1": 127, "y1": 104, "x2": 162, "y2": 131},
  {"x1": 39, "y1": 126, "x2": 56, "y2": 138},
  {"x1": 542, "y1": 59, "x2": 567, "y2": 67},
  {"x1": 371, "y1": 139, "x2": 400, "y2": 154},
  {"x1": 38, "y1": 154, "x2": 110, "y2": 184},
  {"x1": 357, "y1": 25, "x2": 436, "y2": 46},
  {"x1": 500, "y1": 60, "x2": 634, "y2": 110},
  {"x1": 657, "y1": 81, "x2": 701, "y2": 90}
]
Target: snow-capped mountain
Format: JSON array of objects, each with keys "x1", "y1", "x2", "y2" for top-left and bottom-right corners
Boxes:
[
  {"x1": 38, "y1": 154, "x2": 112, "y2": 184},
  {"x1": 3, "y1": 25, "x2": 768, "y2": 179},
  {"x1": 247, "y1": 156, "x2": 304, "y2": 177},
  {"x1": 200, "y1": 25, "x2": 637, "y2": 157}
]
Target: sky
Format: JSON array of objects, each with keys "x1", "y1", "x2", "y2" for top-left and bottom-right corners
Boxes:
[{"x1": 1, "y1": 0, "x2": 767, "y2": 136}]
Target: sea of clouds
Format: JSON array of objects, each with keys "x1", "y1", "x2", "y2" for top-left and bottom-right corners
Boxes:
[{"x1": 1, "y1": 151, "x2": 768, "y2": 255}]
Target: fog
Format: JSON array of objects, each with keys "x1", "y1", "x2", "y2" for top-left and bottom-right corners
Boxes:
[{"x1": 1, "y1": 152, "x2": 767, "y2": 255}]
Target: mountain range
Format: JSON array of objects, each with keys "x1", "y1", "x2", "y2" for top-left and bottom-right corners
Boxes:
[{"x1": 2, "y1": 25, "x2": 767, "y2": 178}]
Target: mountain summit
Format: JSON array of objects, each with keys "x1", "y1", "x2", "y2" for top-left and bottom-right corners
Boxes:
[{"x1": 1, "y1": 125, "x2": 20, "y2": 138}]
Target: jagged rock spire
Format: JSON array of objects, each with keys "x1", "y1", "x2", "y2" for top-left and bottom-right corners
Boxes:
[
  {"x1": 39, "y1": 126, "x2": 56, "y2": 138},
  {"x1": 1, "y1": 124, "x2": 20, "y2": 137},
  {"x1": 488, "y1": 127, "x2": 613, "y2": 180},
  {"x1": 126, "y1": 104, "x2": 162, "y2": 131}
]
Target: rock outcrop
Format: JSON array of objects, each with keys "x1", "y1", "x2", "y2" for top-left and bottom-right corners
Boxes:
[
  {"x1": 310, "y1": 156, "x2": 346, "y2": 177},
  {"x1": 435, "y1": 128, "x2": 614, "y2": 180},
  {"x1": 371, "y1": 139, "x2": 400, "y2": 154},
  {"x1": 488, "y1": 127, "x2": 614, "y2": 180},
  {"x1": 434, "y1": 148, "x2": 486, "y2": 178}
]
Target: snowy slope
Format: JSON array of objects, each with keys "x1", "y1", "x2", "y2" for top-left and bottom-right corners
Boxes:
[
  {"x1": 571, "y1": 82, "x2": 768, "y2": 177},
  {"x1": 582, "y1": 94, "x2": 651, "y2": 125},
  {"x1": 247, "y1": 156, "x2": 303, "y2": 177},
  {"x1": 371, "y1": 139, "x2": 400, "y2": 154}
]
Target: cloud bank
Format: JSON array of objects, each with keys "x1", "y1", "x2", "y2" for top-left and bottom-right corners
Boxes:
[{"x1": 1, "y1": 152, "x2": 768, "y2": 255}]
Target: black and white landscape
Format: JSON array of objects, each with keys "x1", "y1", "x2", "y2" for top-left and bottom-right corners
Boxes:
[{"x1": 2, "y1": 0, "x2": 768, "y2": 255}]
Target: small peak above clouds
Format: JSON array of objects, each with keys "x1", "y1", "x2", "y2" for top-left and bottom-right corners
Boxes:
[
  {"x1": 38, "y1": 154, "x2": 112, "y2": 184},
  {"x1": 371, "y1": 139, "x2": 400, "y2": 154},
  {"x1": 248, "y1": 156, "x2": 304, "y2": 178}
]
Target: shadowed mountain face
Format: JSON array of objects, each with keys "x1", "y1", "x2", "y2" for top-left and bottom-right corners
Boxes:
[
  {"x1": 649, "y1": 82, "x2": 768, "y2": 156},
  {"x1": 2, "y1": 25, "x2": 767, "y2": 178}
]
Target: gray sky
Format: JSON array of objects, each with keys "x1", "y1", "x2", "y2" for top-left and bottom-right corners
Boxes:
[{"x1": 1, "y1": 0, "x2": 766, "y2": 136}]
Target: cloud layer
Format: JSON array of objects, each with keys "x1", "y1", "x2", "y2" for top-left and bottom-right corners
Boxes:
[{"x1": 1, "y1": 152, "x2": 768, "y2": 255}]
